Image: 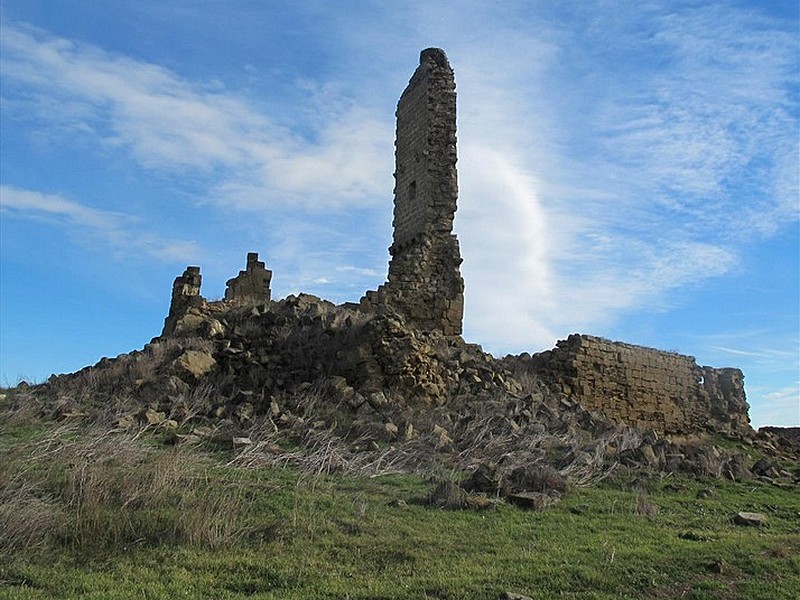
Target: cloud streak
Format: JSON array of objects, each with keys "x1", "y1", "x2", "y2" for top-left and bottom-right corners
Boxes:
[
  {"x1": 0, "y1": 186, "x2": 200, "y2": 262},
  {"x1": 441, "y1": 2, "x2": 798, "y2": 352},
  {"x1": 0, "y1": 23, "x2": 393, "y2": 211}
]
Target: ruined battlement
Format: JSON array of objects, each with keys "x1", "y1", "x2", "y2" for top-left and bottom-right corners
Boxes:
[
  {"x1": 524, "y1": 334, "x2": 750, "y2": 434},
  {"x1": 161, "y1": 252, "x2": 271, "y2": 337},
  {"x1": 362, "y1": 48, "x2": 465, "y2": 336},
  {"x1": 225, "y1": 252, "x2": 272, "y2": 304},
  {"x1": 162, "y1": 266, "x2": 203, "y2": 336}
]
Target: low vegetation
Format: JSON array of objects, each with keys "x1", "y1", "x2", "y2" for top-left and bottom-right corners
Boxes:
[{"x1": 1, "y1": 389, "x2": 798, "y2": 600}]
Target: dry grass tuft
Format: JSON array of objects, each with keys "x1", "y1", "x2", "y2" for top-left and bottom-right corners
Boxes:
[{"x1": 0, "y1": 416, "x2": 262, "y2": 556}]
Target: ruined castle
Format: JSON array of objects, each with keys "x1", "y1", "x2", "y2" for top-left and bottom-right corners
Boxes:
[{"x1": 162, "y1": 48, "x2": 750, "y2": 435}]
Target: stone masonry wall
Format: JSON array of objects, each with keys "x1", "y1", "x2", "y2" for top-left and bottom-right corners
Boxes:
[
  {"x1": 162, "y1": 266, "x2": 204, "y2": 336},
  {"x1": 529, "y1": 334, "x2": 750, "y2": 434},
  {"x1": 362, "y1": 48, "x2": 464, "y2": 336},
  {"x1": 225, "y1": 252, "x2": 272, "y2": 304}
]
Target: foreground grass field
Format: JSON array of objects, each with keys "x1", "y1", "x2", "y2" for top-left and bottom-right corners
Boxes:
[{"x1": 1, "y1": 401, "x2": 798, "y2": 599}]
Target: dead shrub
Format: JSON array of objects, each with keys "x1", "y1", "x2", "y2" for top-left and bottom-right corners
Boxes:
[
  {"x1": 506, "y1": 465, "x2": 568, "y2": 495},
  {"x1": 0, "y1": 478, "x2": 64, "y2": 556},
  {"x1": 634, "y1": 494, "x2": 659, "y2": 519},
  {"x1": 427, "y1": 480, "x2": 469, "y2": 509}
]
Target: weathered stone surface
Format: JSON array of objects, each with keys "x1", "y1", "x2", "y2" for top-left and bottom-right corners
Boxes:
[
  {"x1": 225, "y1": 252, "x2": 272, "y2": 304},
  {"x1": 512, "y1": 334, "x2": 751, "y2": 435},
  {"x1": 174, "y1": 350, "x2": 217, "y2": 379},
  {"x1": 361, "y1": 48, "x2": 464, "y2": 336},
  {"x1": 733, "y1": 511, "x2": 767, "y2": 526}
]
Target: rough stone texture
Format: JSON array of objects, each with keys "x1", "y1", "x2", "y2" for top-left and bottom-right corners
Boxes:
[
  {"x1": 362, "y1": 48, "x2": 464, "y2": 336},
  {"x1": 225, "y1": 252, "x2": 272, "y2": 304},
  {"x1": 522, "y1": 334, "x2": 750, "y2": 434},
  {"x1": 733, "y1": 511, "x2": 768, "y2": 527},
  {"x1": 759, "y1": 427, "x2": 800, "y2": 446},
  {"x1": 174, "y1": 349, "x2": 217, "y2": 380},
  {"x1": 162, "y1": 266, "x2": 204, "y2": 336}
]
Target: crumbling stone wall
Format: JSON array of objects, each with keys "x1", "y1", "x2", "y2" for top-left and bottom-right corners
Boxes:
[
  {"x1": 527, "y1": 334, "x2": 750, "y2": 434},
  {"x1": 362, "y1": 48, "x2": 464, "y2": 336},
  {"x1": 225, "y1": 252, "x2": 272, "y2": 304},
  {"x1": 162, "y1": 266, "x2": 204, "y2": 336}
]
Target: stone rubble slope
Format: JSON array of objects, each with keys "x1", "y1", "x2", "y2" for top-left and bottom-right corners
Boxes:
[{"x1": 38, "y1": 292, "x2": 798, "y2": 496}]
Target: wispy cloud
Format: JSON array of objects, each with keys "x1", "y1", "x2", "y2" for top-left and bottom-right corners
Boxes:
[
  {"x1": 0, "y1": 22, "x2": 392, "y2": 211},
  {"x1": 0, "y1": 186, "x2": 200, "y2": 262},
  {"x1": 749, "y1": 384, "x2": 800, "y2": 428},
  {"x1": 439, "y1": 2, "x2": 798, "y2": 352}
]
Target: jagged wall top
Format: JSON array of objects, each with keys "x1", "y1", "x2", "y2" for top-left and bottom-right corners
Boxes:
[{"x1": 392, "y1": 47, "x2": 458, "y2": 251}]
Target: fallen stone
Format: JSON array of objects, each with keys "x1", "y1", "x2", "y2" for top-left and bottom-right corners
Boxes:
[
  {"x1": 367, "y1": 391, "x2": 388, "y2": 409},
  {"x1": 696, "y1": 488, "x2": 715, "y2": 499},
  {"x1": 507, "y1": 491, "x2": 554, "y2": 511},
  {"x1": 570, "y1": 503, "x2": 590, "y2": 515},
  {"x1": 733, "y1": 511, "x2": 767, "y2": 527},
  {"x1": 203, "y1": 318, "x2": 225, "y2": 338},
  {"x1": 708, "y1": 559, "x2": 725, "y2": 574},
  {"x1": 116, "y1": 414, "x2": 135, "y2": 429},
  {"x1": 144, "y1": 408, "x2": 166, "y2": 425},
  {"x1": 427, "y1": 480, "x2": 468, "y2": 509},
  {"x1": 433, "y1": 424, "x2": 453, "y2": 448},
  {"x1": 751, "y1": 459, "x2": 778, "y2": 477},
  {"x1": 500, "y1": 593, "x2": 533, "y2": 600},
  {"x1": 175, "y1": 350, "x2": 217, "y2": 379}
]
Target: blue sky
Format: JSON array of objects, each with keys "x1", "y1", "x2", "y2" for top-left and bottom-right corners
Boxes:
[{"x1": 1, "y1": 1, "x2": 797, "y2": 427}]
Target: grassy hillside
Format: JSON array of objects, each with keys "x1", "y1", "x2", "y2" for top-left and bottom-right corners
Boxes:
[{"x1": 1, "y1": 391, "x2": 798, "y2": 599}]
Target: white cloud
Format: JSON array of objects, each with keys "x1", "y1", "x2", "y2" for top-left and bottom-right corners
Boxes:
[
  {"x1": 749, "y1": 384, "x2": 800, "y2": 428},
  {"x1": 442, "y1": 2, "x2": 797, "y2": 352},
  {"x1": 0, "y1": 185, "x2": 200, "y2": 262},
  {"x1": 0, "y1": 23, "x2": 392, "y2": 211}
]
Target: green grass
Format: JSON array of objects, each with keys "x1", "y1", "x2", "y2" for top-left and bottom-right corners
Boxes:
[{"x1": 1, "y1": 410, "x2": 798, "y2": 599}]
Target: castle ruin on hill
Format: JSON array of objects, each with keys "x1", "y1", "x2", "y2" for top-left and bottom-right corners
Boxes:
[{"x1": 161, "y1": 48, "x2": 750, "y2": 435}]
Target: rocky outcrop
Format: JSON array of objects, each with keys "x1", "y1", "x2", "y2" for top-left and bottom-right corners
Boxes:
[{"x1": 162, "y1": 266, "x2": 204, "y2": 336}]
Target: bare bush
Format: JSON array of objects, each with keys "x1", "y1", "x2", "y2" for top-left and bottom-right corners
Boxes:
[{"x1": 634, "y1": 494, "x2": 659, "y2": 519}]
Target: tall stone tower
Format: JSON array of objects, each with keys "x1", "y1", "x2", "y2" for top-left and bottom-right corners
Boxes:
[{"x1": 363, "y1": 48, "x2": 464, "y2": 335}]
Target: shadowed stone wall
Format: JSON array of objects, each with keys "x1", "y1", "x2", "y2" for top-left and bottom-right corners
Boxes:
[
  {"x1": 362, "y1": 48, "x2": 464, "y2": 335},
  {"x1": 163, "y1": 266, "x2": 204, "y2": 336},
  {"x1": 225, "y1": 252, "x2": 272, "y2": 304},
  {"x1": 528, "y1": 334, "x2": 750, "y2": 434}
]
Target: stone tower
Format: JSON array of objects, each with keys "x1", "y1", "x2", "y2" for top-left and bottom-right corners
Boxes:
[
  {"x1": 162, "y1": 266, "x2": 203, "y2": 336},
  {"x1": 224, "y1": 252, "x2": 272, "y2": 304},
  {"x1": 363, "y1": 48, "x2": 464, "y2": 335}
]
